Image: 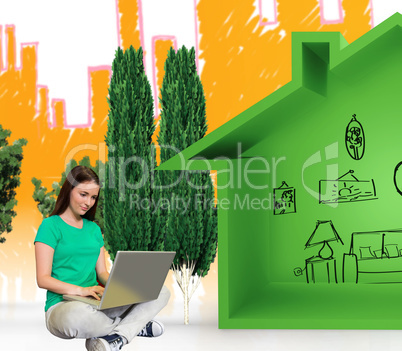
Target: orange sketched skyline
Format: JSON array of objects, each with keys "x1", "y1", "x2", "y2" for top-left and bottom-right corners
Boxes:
[
  {"x1": 0, "y1": 22, "x2": 112, "y2": 306},
  {"x1": 0, "y1": 0, "x2": 372, "y2": 309}
]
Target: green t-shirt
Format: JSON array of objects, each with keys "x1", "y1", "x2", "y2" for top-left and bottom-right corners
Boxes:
[{"x1": 34, "y1": 215, "x2": 104, "y2": 311}]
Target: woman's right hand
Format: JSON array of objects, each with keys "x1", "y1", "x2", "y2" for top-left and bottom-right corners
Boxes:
[{"x1": 78, "y1": 285, "x2": 105, "y2": 300}]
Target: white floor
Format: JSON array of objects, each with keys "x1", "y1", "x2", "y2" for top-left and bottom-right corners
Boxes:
[{"x1": 2, "y1": 270, "x2": 402, "y2": 351}]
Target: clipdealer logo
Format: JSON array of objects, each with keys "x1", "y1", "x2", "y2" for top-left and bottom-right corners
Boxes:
[{"x1": 301, "y1": 142, "x2": 339, "y2": 208}]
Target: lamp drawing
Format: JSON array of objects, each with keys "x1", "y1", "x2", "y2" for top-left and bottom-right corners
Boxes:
[{"x1": 305, "y1": 220, "x2": 344, "y2": 259}]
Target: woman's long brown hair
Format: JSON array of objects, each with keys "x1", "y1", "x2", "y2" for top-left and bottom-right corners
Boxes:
[{"x1": 50, "y1": 165, "x2": 100, "y2": 221}]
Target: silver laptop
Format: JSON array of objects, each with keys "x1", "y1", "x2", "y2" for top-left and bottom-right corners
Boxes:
[{"x1": 63, "y1": 251, "x2": 175, "y2": 310}]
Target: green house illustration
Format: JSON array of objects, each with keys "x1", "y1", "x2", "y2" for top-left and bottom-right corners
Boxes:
[{"x1": 159, "y1": 13, "x2": 402, "y2": 329}]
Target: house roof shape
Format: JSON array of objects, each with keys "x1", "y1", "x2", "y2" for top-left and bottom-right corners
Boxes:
[{"x1": 158, "y1": 12, "x2": 402, "y2": 171}]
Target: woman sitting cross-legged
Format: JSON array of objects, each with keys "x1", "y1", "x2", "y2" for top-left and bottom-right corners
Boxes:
[{"x1": 34, "y1": 165, "x2": 171, "y2": 351}]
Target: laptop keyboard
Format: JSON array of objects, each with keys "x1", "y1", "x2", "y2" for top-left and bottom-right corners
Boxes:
[
  {"x1": 84, "y1": 296, "x2": 97, "y2": 301},
  {"x1": 79, "y1": 295, "x2": 101, "y2": 303}
]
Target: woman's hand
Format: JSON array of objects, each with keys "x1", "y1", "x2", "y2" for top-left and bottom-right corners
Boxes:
[{"x1": 78, "y1": 285, "x2": 105, "y2": 300}]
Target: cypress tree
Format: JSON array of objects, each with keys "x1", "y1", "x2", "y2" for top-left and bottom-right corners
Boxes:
[
  {"x1": 0, "y1": 125, "x2": 27, "y2": 243},
  {"x1": 158, "y1": 46, "x2": 218, "y2": 324},
  {"x1": 104, "y1": 46, "x2": 163, "y2": 261}
]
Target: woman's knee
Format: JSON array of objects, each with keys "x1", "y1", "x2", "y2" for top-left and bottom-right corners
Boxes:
[{"x1": 46, "y1": 302, "x2": 105, "y2": 339}]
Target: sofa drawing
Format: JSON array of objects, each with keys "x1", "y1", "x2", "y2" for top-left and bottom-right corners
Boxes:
[{"x1": 343, "y1": 230, "x2": 402, "y2": 283}]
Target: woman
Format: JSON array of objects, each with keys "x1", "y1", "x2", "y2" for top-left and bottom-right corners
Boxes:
[{"x1": 35, "y1": 165, "x2": 170, "y2": 351}]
